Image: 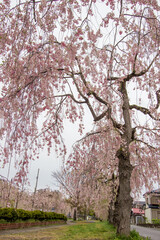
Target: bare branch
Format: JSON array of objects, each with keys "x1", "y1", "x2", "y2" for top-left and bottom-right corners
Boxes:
[{"x1": 52, "y1": 171, "x2": 74, "y2": 197}]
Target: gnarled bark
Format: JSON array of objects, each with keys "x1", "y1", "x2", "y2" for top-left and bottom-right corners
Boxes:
[
  {"x1": 113, "y1": 81, "x2": 133, "y2": 236},
  {"x1": 113, "y1": 148, "x2": 133, "y2": 235}
]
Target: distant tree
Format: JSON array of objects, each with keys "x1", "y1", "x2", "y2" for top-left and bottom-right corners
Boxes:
[
  {"x1": 0, "y1": 176, "x2": 31, "y2": 209},
  {"x1": 32, "y1": 188, "x2": 68, "y2": 214},
  {"x1": 0, "y1": 0, "x2": 160, "y2": 235},
  {"x1": 52, "y1": 170, "x2": 83, "y2": 220},
  {"x1": 66, "y1": 133, "x2": 119, "y2": 222},
  {"x1": 52, "y1": 138, "x2": 117, "y2": 221}
]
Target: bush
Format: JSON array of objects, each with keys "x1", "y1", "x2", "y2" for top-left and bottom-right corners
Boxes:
[
  {"x1": 0, "y1": 208, "x2": 67, "y2": 223},
  {"x1": 0, "y1": 219, "x2": 8, "y2": 223},
  {"x1": 0, "y1": 208, "x2": 18, "y2": 222},
  {"x1": 32, "y1": 210, "x2": 44, "y2": 221},
  {"x1": 16, "y1": 209, "x2": 32, "y2": 221},
  {"x1": 44, "y1": 212, "x2": 54, "y2": 220},
  {"x1": 152, "y1": 218, "x2": 160, "y2": 224}
]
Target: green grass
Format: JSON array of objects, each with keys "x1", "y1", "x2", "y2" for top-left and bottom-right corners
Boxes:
[
  {"x1": 0, "y1": 221, "x2": 150, "y2": 240},
  {"x1": 58, "y1": 221, "x2": 116, "y2": 240}
]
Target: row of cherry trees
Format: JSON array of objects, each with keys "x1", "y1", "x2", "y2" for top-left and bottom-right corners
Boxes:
[
  {"x1": 0, "y1": 174, "x2": 106, "y2": 220},
  {"x1": 0, "y1": 0, "x2": 160, "y2": 235},
  {"x1": 0, "y1": 178, "x2": 69, "y2": 215}
]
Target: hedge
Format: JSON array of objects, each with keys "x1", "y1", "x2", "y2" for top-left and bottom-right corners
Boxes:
[
  {"x1": 0, "y1": 208, "x2": 67, "y2": 222},
  {"x1": 0, "y1": 208, "x2": 17, "y2": 222}
]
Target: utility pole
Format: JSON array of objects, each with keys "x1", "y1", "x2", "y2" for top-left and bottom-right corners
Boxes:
[{"x1": 32, "y1": 168, "x2": 40, "y2": 210}]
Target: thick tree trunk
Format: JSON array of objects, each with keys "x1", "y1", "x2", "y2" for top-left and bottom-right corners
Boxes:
[
  {"x1": 112, "y1": 81, "x2": 133, "y2": 236},
  {"x1": 113, "y1": 148, "x2": 133, "y2": 236}
]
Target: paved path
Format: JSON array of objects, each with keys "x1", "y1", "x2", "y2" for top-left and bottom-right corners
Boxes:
[{"x1": 131, "y1": 225, "x2": 160, "y2": 240}]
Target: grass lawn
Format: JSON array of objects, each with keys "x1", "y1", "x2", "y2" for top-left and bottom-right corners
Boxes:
[
  {"x1": 0, "y1": 221, "x2": 116, "y2": 240},
  {"x1": 0, "y1": 221, "x2": 150, "y2": 240}
]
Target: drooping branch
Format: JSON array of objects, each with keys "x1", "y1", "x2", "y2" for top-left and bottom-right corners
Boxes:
[
  {"x1": 32, "y1": 0, "x2": 36, "y2": 21},
  {"x1": 129, "y1": 104, "x2": 160, "y2": 121},
  {"x1": 124, "y1": 14, "x2": 158, "y2": 20},
  {"x1": 54, "y1": 94, "x2": 86, "y2": 104},
  {"x1": 134, "y1": 138, "x2": 156, "y2": 150},
  {"x1": 133, "y1": 53, "x2": 159, "y2": 77},
  {"x1": 155, "y1": 90, "x2": 160, "y2": 109},
  {"x1": 76, "y1": 57, "x2": 109, "y2": 106},
  {"x1": 107, "y1": 51, "x2": 159, "y2": 82},
  {"x1": 80, "y1": 0, "x2": 93, "y2": 28},
  {"x1": 74, "y1": 129, "x2": 110, "y2": 144},
  {"x1": 107, "y1": 27, "x2": 159, "y2": 82}
]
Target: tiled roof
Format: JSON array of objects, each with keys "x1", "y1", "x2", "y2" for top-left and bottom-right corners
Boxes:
[{"x1": 132, "y1": 208, "x2": 145, "y2": 215}]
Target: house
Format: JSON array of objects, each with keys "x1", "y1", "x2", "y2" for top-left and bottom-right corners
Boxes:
[
  {"x1": 132, "y1": 201, "x2": 145, "y2": 210},
  {"x1": 143, "y1": 189, "x2": 160, "y2": 223},
  {"x1": 131, "y1": 201, "x2": 145, "y2": 224}
]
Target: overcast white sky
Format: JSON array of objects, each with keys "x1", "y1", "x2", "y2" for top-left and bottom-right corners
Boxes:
[
  {"x1": 0, "y1": 108, "x2": 94, "y2": 192},
  {"x1": 28, "y1": 113, "x2": 93, "y2": 191}
]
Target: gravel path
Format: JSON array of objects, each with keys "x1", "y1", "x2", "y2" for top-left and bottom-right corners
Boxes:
[{"x1": 0, "y1": 222, "x2": 74, "y2": 236}]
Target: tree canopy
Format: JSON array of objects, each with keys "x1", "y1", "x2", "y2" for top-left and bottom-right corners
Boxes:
[{"x1": 0, "y1": 0, "x2": 160, "y2": 235}]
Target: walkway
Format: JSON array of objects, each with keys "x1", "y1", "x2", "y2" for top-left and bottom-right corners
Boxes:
[{"x1": 131, "y1": 225, "x2": 160, "y2": 240}]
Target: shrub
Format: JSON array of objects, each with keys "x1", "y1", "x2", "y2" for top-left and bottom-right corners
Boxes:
[
  {"x1": 0, "y1": 208, "x2": 67, "y2": 223},
  {"x1": 152, "y1": 218, "x2": 160, "y2": 224},
  {"x1": 16, "y1": 209, "x2": 32, "y2": 221},
  {"x1": 0, "y1": 219, "x2": 7, "y2": 223},
  {"x1": 0, "y1": 208, "x2": 18, "y2": 222},
  {"x1": 44, "y1": 212, "x2": 54, "y2": 220},
  {"x1": 32, "y1": 210, "x2": 44, "y2": 221}
]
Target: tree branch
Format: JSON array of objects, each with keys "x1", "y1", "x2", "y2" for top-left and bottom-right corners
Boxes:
[
  {"x1": 130, "y1": 104, "x2": 160, "y2": 121},
  {"x1": 107, "y1": 47, "x2": 159, "y2": 82},
  {"x1": 156, "y1": 90, "x2": 160, "y2": 109},
  {"x1": 74, "y1": 128, "x2": 110, "y2": 145},
  {"x1": 134, "y1": 138, "x2": 156, "y2": 150}
]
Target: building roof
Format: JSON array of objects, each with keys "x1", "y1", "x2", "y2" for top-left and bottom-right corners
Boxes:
[
  {"x1": 132, "y1": 208, "x2": 145, "y2": 215},
  {"x1": 133, "y1": 200, "x2": 145, "y2": 205}
]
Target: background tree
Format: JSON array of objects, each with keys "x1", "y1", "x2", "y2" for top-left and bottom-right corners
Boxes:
[
  {"x1": 33, "y1": 188, "x2": 66, "y2": 213},
  {"x1": 0, "y1": 0, "x2": 160, "y2": 235},
  {"x1": 0, "y1": 176, "x2": 32, "y2": 209},
  {"x1": 53, "y1": 136, "x2": 118, "y2": 221},
  {"x1": 52, "y1": 169, "x2": 85, "y2": 220},
  {"x1": 66, "y1": 131, "x2": 119, "y2": 222}
]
